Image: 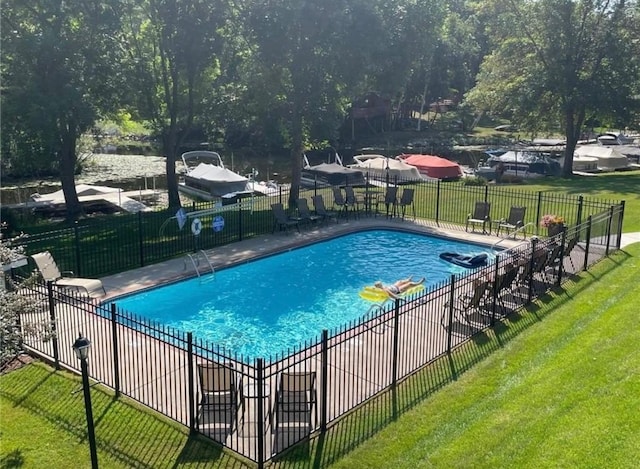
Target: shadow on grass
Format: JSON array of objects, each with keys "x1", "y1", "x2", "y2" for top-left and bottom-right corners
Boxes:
[
  {"x1": 0, "y1": 364, "x2": 251, "y2": 469},
  {"x1": 271, "y1": 249, "x2": 631, "y2": 468}
]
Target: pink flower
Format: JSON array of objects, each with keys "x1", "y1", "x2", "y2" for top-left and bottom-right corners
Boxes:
[{"x1": 540, "y1": 214, "x2": 565, "y2": 228}]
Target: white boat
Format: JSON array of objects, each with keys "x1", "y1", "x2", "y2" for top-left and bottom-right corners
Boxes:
[
  {"x1": 348, "y1": 154, "x2": 427, "y2": 184},
  {"x1": 573, "y1": 145, "x2": 631, "y2": 171},
  {"x1": 178, "y1": 151, "x2": 252, "y2": 201}
]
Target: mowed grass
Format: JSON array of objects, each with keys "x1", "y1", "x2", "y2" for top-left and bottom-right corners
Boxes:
[{"x1": 2, "y1": 243, "x2": 639, "y2": 468}]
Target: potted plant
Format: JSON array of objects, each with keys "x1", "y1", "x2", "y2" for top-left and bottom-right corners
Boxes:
[{"x1": 540, "y1": 214, "x2": 566, "y2": 236}]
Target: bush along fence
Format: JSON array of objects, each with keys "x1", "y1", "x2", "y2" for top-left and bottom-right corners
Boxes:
[
  {"x1": 16, "y1": 203, "x2": 624, "y2": 467},
  {"x1": 11, "y1": 175, "x2": 623, "y2": 279}
]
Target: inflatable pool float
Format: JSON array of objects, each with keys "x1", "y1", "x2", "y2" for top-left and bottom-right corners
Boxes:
[
  {"x1": 358, "y1": 284, "x2": 425, "y2": 302},
  {"x1": 439, "y1": 252, "x2": 488, "y2": 269}
]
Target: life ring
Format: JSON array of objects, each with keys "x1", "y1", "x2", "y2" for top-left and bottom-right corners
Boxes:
[
  {"x1": 359, "y1": 284, "x2": 425, "y2": 302},
  {"x1": 191, "y1": 218, "x2": 203, "y2": 235}
]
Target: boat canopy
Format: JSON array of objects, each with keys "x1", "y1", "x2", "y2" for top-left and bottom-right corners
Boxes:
[
  {"x1": 350, "y1": 155, "x2": 425, "y2": 182},
  {"x1": 302, "y1": 162, "x2": 366, "y2": 186},
  {"x1": 398, "y1": 154, "x2": 462, "y2": 180},
  {"x1": 487, "y1": 151, "x2": 562, "y2": 176},
  {"x1": 574, "y1": 146, "x2": 630, "y2": 171}
]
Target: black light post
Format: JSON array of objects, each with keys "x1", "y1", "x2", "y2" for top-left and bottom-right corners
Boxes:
[{"x1": 72, "y1": 334, "x2": 99, "y2": 469}]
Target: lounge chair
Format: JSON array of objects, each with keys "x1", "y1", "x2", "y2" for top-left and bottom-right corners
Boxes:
[
  {"x1": 296, "y1": 198, "x2": 322, "y2": 226},
  {"x1": 311, "y1": 195, "x2": 338, "y2": 224},
  {"x1": 378, "y1": 186, "x2": 398, "y2": 218},
  {"x1": 466, "y1": 201, "x2": 491, "y2": 234},
  {"x1": 197, "y1": 362, "x2": 242, "y2": 430},
  {"x1": 31, "y1": 251, "x2": 106, "y2": 297},
  {"x1": 398, "y1": 188, "x2": 416, "y2": 220},
  {"x1": 271, "y1": 203, "x2": 301, "y2": 234},
  {"x1": 273, "y1": 371, "x2": 317, "y2": 447},
  {"x1": 442, "y1": 278, "x2": 490, "y2": 327},
  {"x1": 496, "y1": 206, "x2": 526, "y2": 239},
  {"x1": 344, "y1": 186, "x2": 364, "y2": 216},
  {"x1": 331, "y1": 187, "x2": 356, "y2": 219}
]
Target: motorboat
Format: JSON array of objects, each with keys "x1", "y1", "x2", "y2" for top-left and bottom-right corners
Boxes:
[
  {"x1": 397, "y1": 154, "x2": 463, "y2": 181},
  {"x1": 348, "y1": 154, "x2": 428, "y2": 184},
  {"x1": 573, "y1": 145, "x2": 631, "y2": 172},
  {"x1": 301, "y1": 153, "x2": 366, "y2": 188},
  {"x1": 178, "y1": 151, "x2": 251, "y2": 201},
  {"x1": 476, "y1": 150, "x2": 562, "y2": 180}
]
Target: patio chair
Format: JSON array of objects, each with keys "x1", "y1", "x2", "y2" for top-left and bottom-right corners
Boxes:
[
  {"x1": 296, "y1": 198, "x2": 322, "y2": 227},
  {"x1": 30, "y1": 251, "x2": 106, "y2": 297},
  {"x1": 311, "y1": 195, "x2": 338, "y2": 224},
  {"x1": 331, "y1": 186, "x2": 356, "y2": 219},
  {"x1": 496, "y1": 206, "x2": 526, "y2": 239},
  {"x1": 196, "y1": 362, "x2": 242, "y2": 430},
  {"x1": 492, "y1": 263, "x2": 519, "y2": 313},
  {"x1": 271, "y1": 203, "x2": 301, "y2": 234},
  {"x1": 442, "y1": 278, "x2": 490, "y2": 327},
  {"x1": 344, "y1": 186, "x2": 364, "y2": 216},
  {"x1": 377, "y1": 186, "x2": 398, "y2": 218},
  {"x1": 273, "y1": 371, "x2": 317, "y2": 445},
  {"x1": 466, "y1": 201, "x2": 491, "y2": 234},
  {"x1": 398, "y1": 188, "x2": 416, "y2": 220}
]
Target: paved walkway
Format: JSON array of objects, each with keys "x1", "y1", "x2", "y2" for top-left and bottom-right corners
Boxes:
[{"x1": 621, "y1": 232, "x2": 640, "y2": 248}]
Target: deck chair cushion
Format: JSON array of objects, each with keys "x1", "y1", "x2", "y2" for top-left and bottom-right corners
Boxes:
[{"x1": 31, "y1": 251, "x2": 106, "y2": 297}]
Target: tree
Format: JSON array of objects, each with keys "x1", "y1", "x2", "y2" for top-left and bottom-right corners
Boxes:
[
  {"x1": 1, "y1": 0, "x2": 124, "y2": 219},
  {"x1": 121, "y1": 0, "x2": 226, "y2": 209},
  {"x1": 464, "y1": 0, "x2": 640, "y2": 176}
]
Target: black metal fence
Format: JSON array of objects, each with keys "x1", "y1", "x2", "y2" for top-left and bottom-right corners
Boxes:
[
  {"x1": 17, "y1": 202, "x2": 623, "y2": 467},
  {"x1": 13, "y1": 176, "x2": 621, "y2": 279}
]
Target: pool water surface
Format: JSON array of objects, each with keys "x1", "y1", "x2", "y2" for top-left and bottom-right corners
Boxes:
[{"x1": 110, "y1": 230, "x2": 495, "y2": 358}]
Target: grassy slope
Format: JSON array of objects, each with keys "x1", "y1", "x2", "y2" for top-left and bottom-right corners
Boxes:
[{"x1": 323, "y1": 245, "x2": 640, "y2": 469}]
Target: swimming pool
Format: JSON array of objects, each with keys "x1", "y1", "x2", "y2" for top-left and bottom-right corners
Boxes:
[{"x1": 109, "y1": 230, "x2": 495, "y2": 358}]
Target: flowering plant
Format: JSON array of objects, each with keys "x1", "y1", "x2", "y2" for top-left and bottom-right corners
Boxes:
[{"x1": 540, "y1": 214, "x2": 565, "y2": 228}]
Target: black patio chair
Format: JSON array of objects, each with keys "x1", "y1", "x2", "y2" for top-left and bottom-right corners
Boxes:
[
  {"x1": 312, "y1": 195, "x2": 339, "y2": 224},
  {"x1": 398, "y1": 188, "x2": 416, "y2": 220},
  {"x1": 271, "y1": 203, "x2": 301, "y2": 234},
  {"x1": 296, "y1": 198, "x2": 322, "y2": 227},
  {"x1": 496, "y1": 206, "x2": 526, "y2": 239},
  {"x1": 466, "y1": 201, "x2": 491, "y2": 234}
]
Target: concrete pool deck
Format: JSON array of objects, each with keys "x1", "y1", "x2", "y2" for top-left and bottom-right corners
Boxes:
[{"x1": 100, "y1": 216, "x2": 527, "y2": 300}]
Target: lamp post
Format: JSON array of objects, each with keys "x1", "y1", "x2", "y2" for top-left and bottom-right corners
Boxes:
[{"x1": 72, "y1": 334, "x2": 99, "y2": 469}]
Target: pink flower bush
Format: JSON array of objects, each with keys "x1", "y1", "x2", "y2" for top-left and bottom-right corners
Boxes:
[{"x1": 540, "y1": 214, "x2": 565, "y2": 228}]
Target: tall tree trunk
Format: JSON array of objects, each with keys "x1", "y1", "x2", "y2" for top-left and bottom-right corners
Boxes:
[
  {"x1": 288, "y1": 106, "x2": 303, "y2": 209},
  {"x1": 562, "y1": 105, "x2": 586, "y2": 178},
  {"x1": 59, "y1": 122, "x2": 83, "y2": 221},
  {"x1": 163, "y1": 129, "x2": 181, "y2": 210}
]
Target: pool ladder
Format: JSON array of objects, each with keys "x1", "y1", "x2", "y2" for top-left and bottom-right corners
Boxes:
[{"x1": 184, "y1": 250, "x2": 215, "y2": 277}]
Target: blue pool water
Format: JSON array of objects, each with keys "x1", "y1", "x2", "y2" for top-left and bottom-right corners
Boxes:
[{"x1": 110, "y1": 230, "x2": 495, "y2": 358}]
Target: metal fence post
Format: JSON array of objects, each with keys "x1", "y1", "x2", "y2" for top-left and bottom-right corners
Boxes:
[
  {"x1": 605, "y1": 206, "x2": 614, "y2": 256},
  {"x1": 491, "y1": 257, "x2": 500, "y2": 325},
  {"x1": 110, "y1": 303, "x2": 121, "y2": 397},
  {"x1": 320, "y1": 330, "x2": 328, "y2": 433},
  {"x1": 435, "y1": 180, "x2": 441, "y2": 225},
  {"x1": 583, "y1": 216, "x2": 592, "y2": 271},
  {"x1": 391, "y1": 298, "x2": 401, "y2": 420},
  {"x1": 74, "y1": 221, "x2": 82, "y2": 276},
  {"x1": 575, "y1": 195, "x2": 584, "y2": 227},
  {"x1": 138, "y1": 211, "x2": 145, "y2": 267},
  {"x1": 238, "y1": 201, "x2": 243, "y2": 242},
  {"x1": 47, "y1": 281, "x2": 60, "y2": 370},
  {"x1": 535, "y1": 191, "x2": 543, "y2": 237},
  {"x1": 483, "y1": 184, "x2": 489, "y2": 203},
  {"x1": 447, "y1": 275, "x2": 455, "y2": 353},
  {"x1": 256, "y1": 358, "x2": 265, "y2": 469},
  {"x1": 187, "y1": 332, "x2": 196, "y2": 434},
  {"x1": 556, "y1": 231, "x2": 566, "y2": 287},
  {"x1": 616, "y1": 201, "x2": 626, "y2": 249},
  {"x1": 527, "y1": 238, "x2": 537, "y2": 304}
]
